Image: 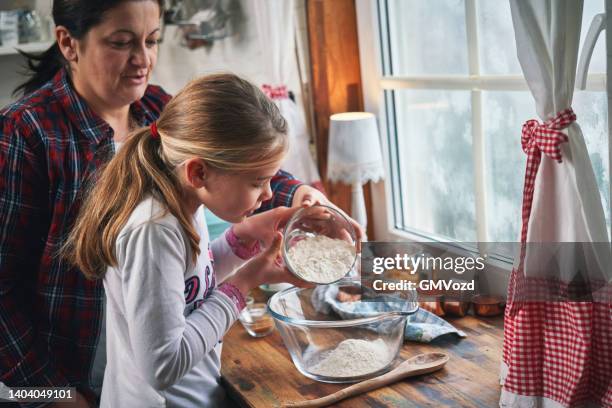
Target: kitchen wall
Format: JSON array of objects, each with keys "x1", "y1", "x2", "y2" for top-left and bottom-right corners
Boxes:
[
  {"x1": 0, "y1": 0, "x2": 48, "y2": 107},
  {"x1": 0, "y1": 0, "x2": 308, "y2": 116},
  {"x1": 151, "y1": 2, "x2": 303, "y2": 100}
]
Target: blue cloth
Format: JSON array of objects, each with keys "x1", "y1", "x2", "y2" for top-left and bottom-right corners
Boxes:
[{"x1": 311, "y1": 284, "x2": 466, "y2": 343}]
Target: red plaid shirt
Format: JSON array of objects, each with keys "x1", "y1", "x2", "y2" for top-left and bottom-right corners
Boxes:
[{"x1": 0, "y1": 68, "x2": 301, "y2": 392}]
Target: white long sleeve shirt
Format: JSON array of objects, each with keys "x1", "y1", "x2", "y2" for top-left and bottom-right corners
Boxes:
[{"x1": 100, "y1": 196, "x2": 248, "y2": 408}]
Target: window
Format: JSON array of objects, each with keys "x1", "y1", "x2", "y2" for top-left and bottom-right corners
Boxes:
[{"x1": 375, "y1": 0, "x2": 610, "y2": 245}]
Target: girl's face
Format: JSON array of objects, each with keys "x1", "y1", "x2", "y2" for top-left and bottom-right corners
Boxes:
[
  {"x1": 198, "y1": 161, "x2": 282, "y2": 224},
  {"x1": 70, "y1": 1, "x2": 161, "y2": 109}
]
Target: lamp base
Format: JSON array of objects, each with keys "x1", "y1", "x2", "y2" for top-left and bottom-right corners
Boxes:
[{"x1": 351, "y1": 182, "x2": 367, "y2": 241}]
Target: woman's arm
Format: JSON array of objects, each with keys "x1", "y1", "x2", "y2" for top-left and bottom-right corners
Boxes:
[
  {"x1": 0, "y1": 116, "x2": 70, "y2": 389},
  {"x1": 256, "y1": 169, "x2": 303, "y2": 212},
  {"x1": 255, "y1": 170, "x2": 365, "y2": 240}
]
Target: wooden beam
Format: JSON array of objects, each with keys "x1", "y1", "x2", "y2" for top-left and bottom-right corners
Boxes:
[{"x1": 306, "y1": 0, "x2": 375, "y2": 239}]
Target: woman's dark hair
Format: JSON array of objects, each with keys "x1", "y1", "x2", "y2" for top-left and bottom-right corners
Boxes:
[{"x1": 14, "y1": 0, "x2": 164, "y2": 96}]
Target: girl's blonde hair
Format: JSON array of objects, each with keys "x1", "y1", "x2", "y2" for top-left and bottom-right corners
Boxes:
[{"x1": 66, "y1": 73, "x2": 288, "y2": 279}]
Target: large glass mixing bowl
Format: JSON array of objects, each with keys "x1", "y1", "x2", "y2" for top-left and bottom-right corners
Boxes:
[{"x1": 267, "y1": 283, "x2": 418, "y2": 383}]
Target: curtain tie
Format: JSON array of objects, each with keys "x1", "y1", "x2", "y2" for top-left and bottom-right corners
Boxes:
[
  {"x1": 262, "y1": 84, "x2": 289, "y2": 100},
  {"x1": 519, "y1": 107, "x2": 575, "y2": 242}
]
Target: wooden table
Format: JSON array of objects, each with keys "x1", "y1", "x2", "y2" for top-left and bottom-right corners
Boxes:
[{"x1": 221, "y1": 303, "x2": 504, "y2": 408}]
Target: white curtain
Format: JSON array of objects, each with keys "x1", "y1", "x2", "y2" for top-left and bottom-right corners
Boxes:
[
  {"x1": 253, "y1": 0, "x2": 321, "y2": 185},
  {"x1": 502, "y1": 1, "x2": 612, "y2": 406},
  {"x1": 510, "y1": 0, "x2": 610, "y2": 280}
]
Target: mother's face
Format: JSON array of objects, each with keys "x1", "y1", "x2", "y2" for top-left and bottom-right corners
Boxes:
[{"x1": 69, "y1": 1, "x2": 161, "y2": 109}]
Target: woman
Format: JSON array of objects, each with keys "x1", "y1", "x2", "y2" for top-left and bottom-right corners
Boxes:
[{"x1": 0, "y1": 1, "x2": 356, "y2": 406}]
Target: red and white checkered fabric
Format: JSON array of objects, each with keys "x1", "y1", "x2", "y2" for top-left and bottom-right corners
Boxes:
[
  {"x1": 519, "y1": 108, "x2": 574, "y2": 242},
  {"x1": 503, "y1": 298, "x2": 612, "y2": 406},
  {"x1": 261, "y1": 84, "x2": 289, "y2": 100},
  {"x1": 503, "y1": 108, "x2": 612, "y2": 407}
]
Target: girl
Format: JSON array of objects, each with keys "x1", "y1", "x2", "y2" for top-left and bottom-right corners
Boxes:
[{"x1": 65, "y1": 73, "x2": 306, "y2": 407}]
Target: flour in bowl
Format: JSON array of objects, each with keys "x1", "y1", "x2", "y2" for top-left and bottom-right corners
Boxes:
[
  {"x1": 286, "y1": 235, "x2": 355, "y2": 283},
  {"x1": 308, "y1": 338, "x2": 390, "y2": 377}
]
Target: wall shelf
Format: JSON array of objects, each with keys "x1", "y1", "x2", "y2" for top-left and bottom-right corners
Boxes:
[{"x1": 0, "y1": 41, "x2": 52, "y2": 57}]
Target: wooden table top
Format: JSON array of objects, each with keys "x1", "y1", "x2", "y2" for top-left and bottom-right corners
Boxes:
[{"x1": 221, "y1": 296, "x2": 503, "y2": 408}]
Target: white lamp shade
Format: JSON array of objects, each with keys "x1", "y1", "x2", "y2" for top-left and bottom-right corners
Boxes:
[{"x1": 327, "y1": 112, "x2": 385, "y2": 185}]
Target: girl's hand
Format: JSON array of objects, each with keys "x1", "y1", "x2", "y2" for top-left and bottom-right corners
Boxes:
[
  {"x1": 226, "y1": 233, "x2": 311, "y2": 295},
  {"x1": 292, "y1": 184, "x2": 366, "y2": 241},
  {"x1": 232, "y1": 206, "x2": 300, "y2": 249}
]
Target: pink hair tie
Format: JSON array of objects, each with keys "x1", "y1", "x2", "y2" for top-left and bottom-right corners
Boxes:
[{"x1": 150, "y1": 121, "x2": 160, "y2": 139}]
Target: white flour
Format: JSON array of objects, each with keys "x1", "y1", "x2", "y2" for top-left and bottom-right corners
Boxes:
[
  {"x1": 308, "y1": 338, "x2": 390, "y2": 377},
  {"x1": 286, "y1": 235, "x2": 355, "y2": 283}
]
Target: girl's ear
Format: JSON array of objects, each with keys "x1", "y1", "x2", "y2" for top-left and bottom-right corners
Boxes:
[{"x1": 184, "y1": 158, "x2": 208, "y2": 188}]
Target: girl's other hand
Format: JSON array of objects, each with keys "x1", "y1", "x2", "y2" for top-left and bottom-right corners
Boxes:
[
  {"x1": 232, "y1": 206, "x2": 300, "y2": 249},
  {"x1": 227, "y1": 233, "x2": 312, "y2": 295}
]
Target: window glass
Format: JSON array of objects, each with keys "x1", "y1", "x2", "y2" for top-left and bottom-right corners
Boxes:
[
  {"x1": 482, "y1": 91, "x2": 531, "y2": 242},
  {"x1": 394, "y1": 90, "x2": 477, "y2": 241},
  {"x1": 574, "y1": 91, "x2": 610, "y2": 227},
  {"x1": 386, "y1": 0, "x2": 469, "y2": 75},
  {"x1": 477, "y1": 0, "x2": 521, "y2": 75}
]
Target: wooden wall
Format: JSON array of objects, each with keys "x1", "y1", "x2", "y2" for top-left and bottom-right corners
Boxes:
[{"x1": 306, "y1": 0, "x2": 375, "y2": 239}]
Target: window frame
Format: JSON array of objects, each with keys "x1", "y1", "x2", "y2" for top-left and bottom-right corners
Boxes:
[{"x1": 355, "y1": 0, "x2": 610, "y2": 293}]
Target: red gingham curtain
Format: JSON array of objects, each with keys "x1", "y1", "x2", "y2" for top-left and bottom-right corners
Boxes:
[{"x1": 502, "y1": 1, "x2": 612, "y2": 407}]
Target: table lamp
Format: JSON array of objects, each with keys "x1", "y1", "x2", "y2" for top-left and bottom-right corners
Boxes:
[{"x1": 327, "y1": 112, "x2": 385, "y2": 238}]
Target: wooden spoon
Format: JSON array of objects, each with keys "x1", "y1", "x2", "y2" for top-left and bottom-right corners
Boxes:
[{"x1": 283, "y1": 352, "x2": 449, "y2": 408}]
